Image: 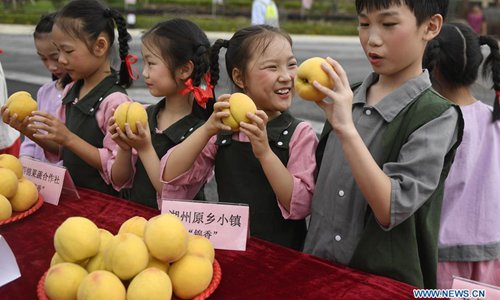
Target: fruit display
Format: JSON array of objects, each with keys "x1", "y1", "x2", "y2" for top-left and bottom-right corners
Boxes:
[
  {"x1": 2, "y1": 91, "x2": 38, "y2": 122},
  {"x1": 0, "y1": 154, "x2": 42, "y2": 224},
  {"x1": 113, "y1": 101, "x2": 148, "y2": 134},
  {"x1": 294, "y1": 57, "x2": 335, "y2": 102},
  {"x1": 222, "y1": 93, "x2": 257, "y2": 131},
  {"x1": 41, "y1": 214, "x2": 219, "y2": 300}
]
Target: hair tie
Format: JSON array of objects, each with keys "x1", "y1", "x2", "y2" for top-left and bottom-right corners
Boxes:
[
  {"x1": 222, "y1": 40, "x2": 230, "y2": 48},
  {"x1": 124, "y1": 54, "x2": 139, "y2": 80},
  {"x1": 180, "y1": 73, "x2": 214, "y2": 109}
]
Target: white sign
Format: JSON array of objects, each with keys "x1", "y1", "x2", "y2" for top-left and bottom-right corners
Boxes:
[
  {"x1": 20, "y1": 157, "x2": 79, "y2": 205},
  {"x1": 0, "y1": 235, "x2": 20, "y2": 287},
  {"x1": 161, "y1": 199, "x2": 249, "y2": 251}
]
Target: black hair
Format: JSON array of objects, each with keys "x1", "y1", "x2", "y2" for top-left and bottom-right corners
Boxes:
[
  {"x1": 209, "y1": 25, "x2": 292, "y2": 91},
  {"x1": 34, "y1": 12, "x2": 56, "y2": 39},
  {"x1": 423, "y1": 22, "x2": 500, "y2": 120},
  {"x1": 141, "y1": 18, "x2": 214, "y2": 120},
  {"x1": 34, "y1": 12, "x2": 72, "y2": 87},
  {"x1": 54, "y1": 0, "x2": 132, "y2": 88},
  {"x1": 355, "y1": 0, "x2": 449, "y2": 25}
]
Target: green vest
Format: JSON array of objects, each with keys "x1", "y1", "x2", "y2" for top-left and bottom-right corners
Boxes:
[
  {"x1": 62, "y1": 74, "x2": 125, "y2": 196},
  {"x1": 214, "y1": 111, "x2": 307, "y2": 250},
  {"x1": 120, "y1": 99, "x2": 205, "y2": 207},
  {"x1": 317, "y1": 89, "x2": 463, "y2": 288}
]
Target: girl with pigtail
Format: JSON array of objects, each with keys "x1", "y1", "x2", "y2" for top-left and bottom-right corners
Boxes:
[
  {"x1": 422, "y1": 22, "x2": 500, "y2": 288},
  {"x1": 18, "y1": 0, "x2": 135, "y2": 196},
  {"x1": 107, "y1": 19, "x2": 216, "y2": 209},
  {"x1": 161, "y1": 25, "x2": 318, "y2": 250}
]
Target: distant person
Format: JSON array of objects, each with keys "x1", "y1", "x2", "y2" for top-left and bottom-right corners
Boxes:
[
  {"x1": 252, "y1": 0, "x2": 279, "y2": 28},
  {"x1": 19, "y1": 13, "x2": 70, "y2": 163},
  {"x1": 466, "y1": 4, "x2": 487, "y2": 35},
  {"x1": 0, "y1": 60, "x2": 21, "y2": 156},
  {"x1": 423, "y1": 22, "x2": 500, "y2": 289}
]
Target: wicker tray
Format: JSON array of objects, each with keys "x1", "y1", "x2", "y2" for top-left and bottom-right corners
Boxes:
[
  {"x1": 0, "y1": 194, "x2": 44, "y2": 226},
  {"x1": 38, "y1": 258, "x2": 222, "y2": 300}
]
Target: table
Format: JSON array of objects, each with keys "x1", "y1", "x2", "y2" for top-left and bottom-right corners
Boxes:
[{"x1": 0, "y1": 188, "x2": 416, "y2": 299}]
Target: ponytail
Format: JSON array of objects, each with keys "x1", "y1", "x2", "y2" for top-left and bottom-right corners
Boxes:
[
  {"x1": 209, "y1": 39, "x2": 229, "y2": 87},
  {"x1": 423, "y1": 39, "x2": 441, "y2": 74},
  {"x1": 479, "y1": 35, "x2": 500, "y2": 121},
  {"x1": 107, "y1": 9, "x2": 132, "y2": 88}
]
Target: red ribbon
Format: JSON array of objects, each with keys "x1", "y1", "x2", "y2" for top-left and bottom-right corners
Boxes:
[
  {"x1": 124, "y1": 54, "x2": 139, "y2": 80},
  {"x1": 0, "y1": 49, "x2": 3, "y2": 54},
  {"x1": 180, "y1": 73, "x2": 214, "y2": 109}
]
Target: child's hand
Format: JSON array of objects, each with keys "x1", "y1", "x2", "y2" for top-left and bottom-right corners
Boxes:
[
  {"x1": 313, "y1": 57, "x2": 356, "y2": 136},
  {"x1": 118, "y1": 121, "x2": 152, "y2": 152},
  {"x1": 107, "y1": 116, "x2": 131, "y2": 151},
  {"x1": 202, "y1": 94, "x2": 232, "y2": 136},
  {"x1": 1, "y1": 106, "x2": 35, "y2": 136},
  {"x1": 28, "y1": 111, "x2": 74, "y2": 145},
  {"x1": 239, "y1": 110, "x2": 272, "y2": 160}
]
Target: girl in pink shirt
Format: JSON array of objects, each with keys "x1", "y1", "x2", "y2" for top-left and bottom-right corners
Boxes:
[
  {"x1": 4, "y1": 0, "x2": 134, "y2": 196},
  {"x1": 162, "y1": 25, "x2": 318, "y2": 250},
  {"x1": 424, "y1": 22, "x2": 500, "y2": 289},
  {"x1": 19, "y1": 13, "x2": 70, "y2": 163}
]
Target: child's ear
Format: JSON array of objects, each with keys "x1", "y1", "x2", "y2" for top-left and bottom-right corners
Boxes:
[
  {"x1": 177, "y1": 60, "x2": 194, "y2": 81},
  {"x1": 423, "y1": 14, "x2": 443, "y2": 41},
  {"x1": 231, "y1": 68, "x2": 245, "y2": 90},
  {"x1": 93, "y1": 34, "x2": 109, "y2": 57}
]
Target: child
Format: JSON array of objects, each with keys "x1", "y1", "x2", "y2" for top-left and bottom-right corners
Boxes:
[
  {"x1": 162, "y1": 25, "x2": 318, "y2": 250},
  {"x1": 106, "y1": 19, "x2": 215, "y2": 209},
  {"x1": 12, "y1": 0, "x2": 133, "y2": 196},
  {"x1": 19, "y1": 13, "x2": 70, "y2": 163},
  {"x1": 303, "y1": 0, "x2": 463, "y2": 288},
  {"x1": 423, "y1": 22, "x2": 500, "y2": 289}
]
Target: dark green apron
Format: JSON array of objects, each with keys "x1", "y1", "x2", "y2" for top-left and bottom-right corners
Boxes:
[
  {"x1": 214, "y1": 111, "x2": 307, "y2": 250},
  {"x1": 62, "y1": 74, "x2": 125, "y2": 196},
  {"x1": 120, "y1": 98, "x2": 205, "y2": 208}
]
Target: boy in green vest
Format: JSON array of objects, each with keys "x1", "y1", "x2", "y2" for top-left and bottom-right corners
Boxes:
[{"x1": 303, "y1": 0, "x2": 463, "y2": 288}]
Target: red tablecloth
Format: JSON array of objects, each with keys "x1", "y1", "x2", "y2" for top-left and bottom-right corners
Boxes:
[{"x1": 0, "y1": 188, "x2": 416, "y2": 299}]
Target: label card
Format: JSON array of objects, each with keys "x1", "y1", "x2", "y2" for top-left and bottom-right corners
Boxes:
[
  {"x1": 0, "y1": 235, "x2": 21, "y2": 287},
  {"x1": 20, "y1": 157, "x2": 79, "y2": 205},
  {"x1": 161, "y1": 199, "x2": 249, "y2": 251}
]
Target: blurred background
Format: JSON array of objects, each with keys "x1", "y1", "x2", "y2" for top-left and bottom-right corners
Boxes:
[{"x1": 1, "y1": 0, "x2": 499, "y2": 37}]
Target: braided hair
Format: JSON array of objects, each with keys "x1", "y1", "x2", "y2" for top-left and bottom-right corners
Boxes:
[
  {"x1": 54, "y1": 0, "x2": 132, "y2": 88},
  {"x1": 142, "y1": 18, "x2": 214, "y2": 120},
  {"x1": 423, "y1": 22, "x2": 500, "y2": 120}
]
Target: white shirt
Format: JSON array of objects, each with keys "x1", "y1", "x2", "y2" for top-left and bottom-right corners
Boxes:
[
  {"x1": 0, "y1": 61, "x2": 20, "y2": 149},
  {"x1": 251, "y1": 0, "x2": 279, "y2": 27}
]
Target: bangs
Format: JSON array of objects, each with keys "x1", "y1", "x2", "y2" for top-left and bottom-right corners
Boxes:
[{"x1": 356, "y1": 0, "x2": 407, "y2": 14}]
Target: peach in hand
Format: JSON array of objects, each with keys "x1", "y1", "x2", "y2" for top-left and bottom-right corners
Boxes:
[
  {"x1": 113, "y1": 102, "x2": 148, "y2": 134},
  {"x1": 222, "y1": 93, "x2": 257, "y2": 131},
  {"x1": 294, "y1": 57, "x2": 335, "y2": 102}
]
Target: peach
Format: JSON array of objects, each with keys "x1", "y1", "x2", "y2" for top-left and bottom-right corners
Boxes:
[
  {"x1": 113, "y1": 101, "x2": 148, "y2": 134},
  {"x1": 222, "y1": 93, "x2": 257, "y2": 131},
  {"x1": 294, "y1": 57, "x2": 335, "y2": 102},
  {"x1": 3, "y1": 91, "x2": 37, "y2": 122}
]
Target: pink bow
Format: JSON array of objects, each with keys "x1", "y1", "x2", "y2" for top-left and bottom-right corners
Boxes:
[
  {"x1": 180, "y1": 73, "x2": 214, "y2": 109},
  {"x1": 124, "y1": 54, "x2": 139, "y2": 80}
]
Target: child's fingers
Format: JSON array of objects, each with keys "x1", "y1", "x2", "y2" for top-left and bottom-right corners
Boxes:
[
  {"x1": 31, "y1": 110, "x2": 53, "y2": 119},
  {"x1": 216, "y1": 94, "x2": 231, "y2": 102},
  {"x1": 321, "y1": 61, "x2": 343, "y2": 91},
  {"x1": 214, "y1": 101, "x2": 230, "y2": 112},
  {"x1": 313, "y1": 80, "x2": 335, "y2": 100},
  {"x1": 326, "y1": 57, "x2": 350, "y2": 89}
]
